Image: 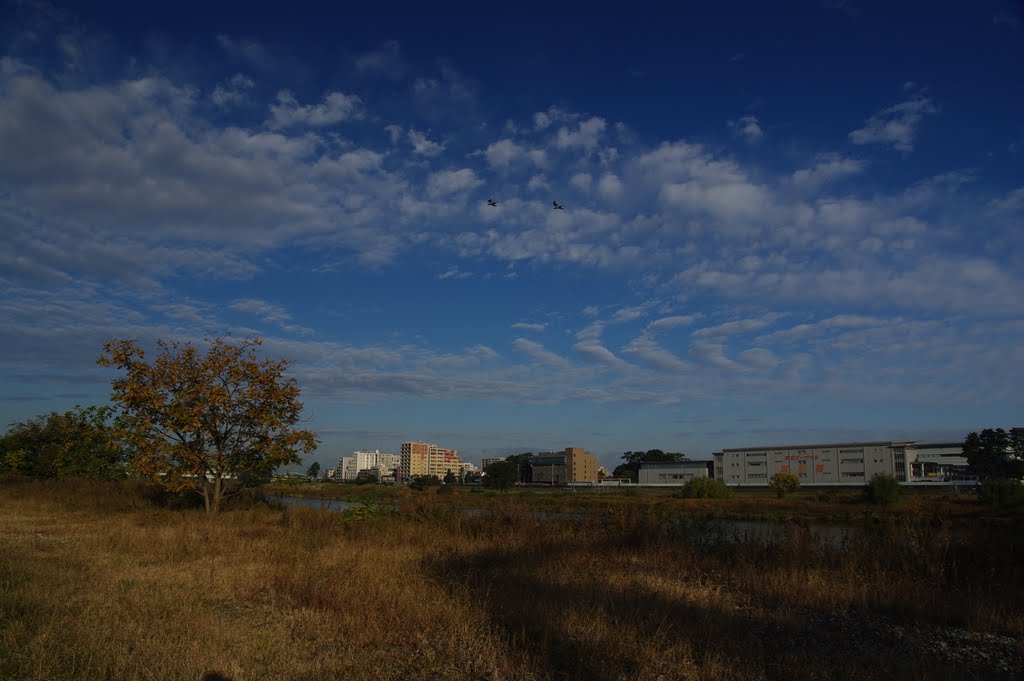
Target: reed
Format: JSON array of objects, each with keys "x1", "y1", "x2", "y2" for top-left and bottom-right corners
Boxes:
[{"x1": 1, "y1": 479, "x2": 1020, "y2": 681}]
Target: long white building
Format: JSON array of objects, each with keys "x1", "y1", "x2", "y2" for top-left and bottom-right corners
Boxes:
[{"x1": 714, "y1": 441, "x2": 914, "y2": 486}]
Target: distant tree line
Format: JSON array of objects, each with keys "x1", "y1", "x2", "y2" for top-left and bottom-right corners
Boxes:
[
  {"x1": 963, "y1": 428, "x2": 1024, "y2": 480},
  {"x1": 0, "y1": 405, "x2": 127, "y2": 480}
]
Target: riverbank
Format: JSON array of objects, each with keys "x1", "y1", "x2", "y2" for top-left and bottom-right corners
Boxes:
[
  {"x1": 2, "y1": 479, "x2": 1022, "y2": 680},
  {"x1": 267, "y1": 480, "x2": 1013, "y2": 525}
]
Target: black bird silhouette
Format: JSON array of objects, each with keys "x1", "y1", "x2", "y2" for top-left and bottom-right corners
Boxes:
[
  {"x1": 552, "y1": 201, "x2": 564, "y2": 210},
  {"x1": 487, "y1": 199, "x2": 497, "y2": 207}
]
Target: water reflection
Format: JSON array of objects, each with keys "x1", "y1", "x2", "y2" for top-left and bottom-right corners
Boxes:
[{"x1": 275, "y1": 496, "x2": 853, "y2": 545}]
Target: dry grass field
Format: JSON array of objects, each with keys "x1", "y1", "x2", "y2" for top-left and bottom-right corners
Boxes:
[{"x1": 1, "y1": 479, "x2": 1022, "y2": 681}]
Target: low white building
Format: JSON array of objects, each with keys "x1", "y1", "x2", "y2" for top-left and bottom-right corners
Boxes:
[
  {"x1": 638, "y1": 461, "x2": 713, "y2": 485},
  {"x1": 909, "y1": 442, "x2": 971, "y2": 482}
]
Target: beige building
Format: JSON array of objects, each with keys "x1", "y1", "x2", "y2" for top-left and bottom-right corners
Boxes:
[
  {"x1": 531, "y1": 447, "x2": 600, "y2": 484},
  {"x1": 565, "y1": 447, "x2": 599, "y2": 483},
  {"x1": 399, "y1": 442, "x2": 465, "y2": 480}
]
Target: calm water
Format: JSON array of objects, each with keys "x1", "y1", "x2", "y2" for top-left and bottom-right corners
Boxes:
[
  {"x1": 275, "y1": 495, "x2": 853, "y2": 545},
  {"x1": 277, "y1": 495, "x2": 358, "y2": 510}
]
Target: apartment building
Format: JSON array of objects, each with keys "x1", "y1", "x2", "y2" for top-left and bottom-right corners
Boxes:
[
  {"x1": 399, "y1": 442, "x2": 465, "y2": 480},
  {"x1": 337, "y1": 450, "x2": 400, "y2": 481}
]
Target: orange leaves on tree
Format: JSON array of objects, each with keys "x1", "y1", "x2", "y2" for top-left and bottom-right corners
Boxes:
[{"x1": 98, "y1": 336, "x2": 318, "y2": 513}]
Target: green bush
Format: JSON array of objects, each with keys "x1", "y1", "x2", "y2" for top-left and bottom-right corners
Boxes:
[
  {"x1": 409, "y1": 475, "x2": 441, "y2": 491},
  {"x1": 679, "y1": 477, "x2": 733, "y2": 499},
  {"x1": 864, "y1": 473, "x2": 901, "y2": 505},
  {"x1": 978, "y1": 478, "x2": 1024, "y2": 506},
  {"x1": 436, "y1": 484, "x2": 454, "y2": 496},
  {"x1": 769, "y1": 473, "x2": 800, "y2": 498},
  {"x1": 342, "y1": 501, "x2": 379, "y2": 522}
]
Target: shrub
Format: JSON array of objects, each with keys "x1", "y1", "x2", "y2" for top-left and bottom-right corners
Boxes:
[
  {"x1": 864, "y1": 472, "x2": 901, "y2": 505},
  {"x1": 409, "y1": 475, "x2": 441, "y2": 491},
  {"x1": 342, "y1": 501, "x2": 380, "y2": 522},
  {"x1": 679, "y1": 477, "x2": 733, "y2": 499},
  {"x1": 978, "y1": 478, "x2": 1024, "y2": 506},
  {"x1": 769, "y1": 473, "x2": 800, "y2": 498}
]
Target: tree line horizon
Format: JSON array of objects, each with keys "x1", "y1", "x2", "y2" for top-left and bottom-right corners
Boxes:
[{"x1": 1, "y1": 335, "x2": 1021, "y2": 512}]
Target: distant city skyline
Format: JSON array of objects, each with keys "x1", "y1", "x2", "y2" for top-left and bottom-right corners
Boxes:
[{"x1": 1, "y1": 2, "x2": 1022, "y2": 471}]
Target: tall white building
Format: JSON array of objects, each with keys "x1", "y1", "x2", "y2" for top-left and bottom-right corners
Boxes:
[{"x1": 338, "y1": 450, "x2": 400, "y2": 481}]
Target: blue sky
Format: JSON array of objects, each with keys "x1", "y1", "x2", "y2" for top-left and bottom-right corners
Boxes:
[{"x1": 1, "y1": 0, "x2": 1022, "y2": 470}]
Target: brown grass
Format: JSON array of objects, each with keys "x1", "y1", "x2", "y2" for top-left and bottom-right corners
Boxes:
[{"x1": 1, "y1": 480, "x2": 1021, "y2": 681}]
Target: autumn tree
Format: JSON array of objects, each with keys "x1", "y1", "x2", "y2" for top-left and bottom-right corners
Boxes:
[
  {"x1": 768, "y1": 472, "x2": 800, "y2": 498},
  {"x1": 98, "y1": 336, "x2": 318, "y2": 513}
]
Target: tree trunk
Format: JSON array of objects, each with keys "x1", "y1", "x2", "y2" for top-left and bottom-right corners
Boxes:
[{"x1": 211, "y1": 475, "x2": 222, "y2": 514}]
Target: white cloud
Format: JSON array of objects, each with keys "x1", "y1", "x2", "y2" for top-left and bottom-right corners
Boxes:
[
  {"x1": 411, "y1": 64, "x2": 478, "y2": 122},
  {"x1": 229, "y1": 297, "x2": 290, "y2": 321},
  {"x1": 408, "y1": 129, "x2": 445, "y2": 156},
  {"x1": 570, "y1": 172, "x2": 592, "y2": 192},
  {"x1": 693, "y1": 315, "x2": 779, "y2": 338},
  {"x1": 512, "y1": 338, "x2": 570, "y2": 368},
  {"x1": 610, "y1": 306, "x2": 646, "y2": 323},
  {"x1": 229, "y1": 298, "x2": 314, "y2": 335},
  {"x1": 426, "y1": 168, "x2": 483, "y2": 198},
  {"x1": 532, "y1": 107, "x2": 572, "y2": 131},
  {"x1": 269, "y1": 90, "x2": 363, "y2": 128},
  {"x1": 216, "y1": 35, "x2": 275, "y2": 70},
  {"x1": 354, "y1": 40, "x2": 405, "y2": 78},
  {"x1": 527, "y1": 174, "x2": 549, "y2": 192},
  {"x1": 729, "y1": 115, "x2": 763, "y2": 143},
  {"x1": 211, "y1": 73, "x2": 254, "y2": 108},
  {"x1": 511, "y1": 322, "x2": 546, "y2": 331},
  {"x1": 555, "y1": 116, "x2": 606, "y2": 151},
  {"x1": 576, "y1": 321, "x2": 605, "y2": 342},
  {"x1": 737, "y1": 348, "x2": 780, "y2": 370},
  {"x1": 849, "y1": 88, "x2": 938, "y2": 152},
  {"x1": 384, "y1": 124, "x2": 403, "y2": 145},
  {"x1": 646, "y1": 315, "x2": 697, "y2": 333},
  {"x1": 484, "y1": 139, "x2": 521, "y2": 169},
  {"x1": 621, "y1": 335, "x2": 691, "y2": 372},
  {"x1": 573, "y1": 342, "x2": 630, "y2": 369},
  {"x1": 790, "y1": 153, "x2": 866, "y2": 191},
  {"x1": 988, "y1": 186, "x2": 1024, "y2": 216},
  {"x1": 660, "y1": 180, "x2": 769, "y2": 223},
  {"x1": 758, "y1": 315, "x2": 889, "y2": 344},
  {"x1": 438, "y1": 268, "x2": 472, "y2": 280},
  {"x1": 597, "y1": 172, "x2": 624, "y2": 200}
]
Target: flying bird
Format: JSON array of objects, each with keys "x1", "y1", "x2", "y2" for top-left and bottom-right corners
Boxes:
[
  {"x1": 552, "y1": 201, "x2": 564, "y2": 210},
  {"x1": 487, "y1": 199, "x2": 497, "y2": 207}
]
